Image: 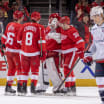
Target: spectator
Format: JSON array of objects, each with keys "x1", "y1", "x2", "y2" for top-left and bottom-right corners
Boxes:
[
  {"x1": 0, "y1": 1, "x2": 8, "y2": 18},
  {"x1": 91, "y1": 0, "x2": 104, "y2": 8},
  {"x1": 82, "y1": 13, "x2": 92, "y2": 50},
  {"x1": 75, "y1": 0, "x2": 83, "y2": 13},
  {"x1": 7, "y1": 2, "x2": 19, "y2": 22},
  {"x1": 0, "y1": 8, "x2": 8, "y2": 44},
  {"x1": 16, "y1": 0, "x2": 30, "y2": 23}
]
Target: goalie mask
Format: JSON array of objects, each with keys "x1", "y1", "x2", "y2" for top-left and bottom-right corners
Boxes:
[{"x1": 48, "y1": 13, "x2": 60, "y2": 28}]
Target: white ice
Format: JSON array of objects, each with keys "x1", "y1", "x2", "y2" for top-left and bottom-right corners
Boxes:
[{"x1": 0, "y1": 86, "x2": 101, "y2": 104}]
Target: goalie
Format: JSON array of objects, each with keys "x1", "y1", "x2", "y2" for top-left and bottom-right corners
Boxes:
[{"x1": 45, "y1": 13, "x2": 65, "y2": 94}]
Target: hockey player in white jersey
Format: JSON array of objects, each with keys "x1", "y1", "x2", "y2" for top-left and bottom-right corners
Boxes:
[{"x1": 83, "y1": 6, "x2": 104, "y2": 104}]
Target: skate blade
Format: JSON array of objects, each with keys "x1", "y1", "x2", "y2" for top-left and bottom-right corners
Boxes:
[
  {"x1": 5, "y1": 92, "x2": 16, "y2": 96},
  {"x1": 54, "y1": 93, "x2": 65, "y2": 96},
  {"x1": 18, "y1": 92, "x2": 27, "y2": 96},
  {"x1": 45, "y1": 92, "x2": 64, "y2": 96},
  {"x1": 18, "y1": 92, "x2": 24, "y2": 96},
  {"x1": 65, "y1": 92, "x2": 76, "y2": 96},
  {"x1": 31, "y1": 92, "x2": 45, "y2": 96}
]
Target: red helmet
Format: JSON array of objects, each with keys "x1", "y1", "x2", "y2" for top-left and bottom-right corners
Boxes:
[
  {"x1": 59, "y1": 16, "x2": 70, "y2": 25},
  {"x1": 31, "y1": 11, "x2": 41, "y2": 21},
  {"x1": 13, "y1": 10, "x2": 23, "y2": 20},
  {"x1": 49, "y1": 13, "x2": 60, "y2": 20},
  {"x1": 91, "y1": 2, "x2": 98, "y2": 7}
]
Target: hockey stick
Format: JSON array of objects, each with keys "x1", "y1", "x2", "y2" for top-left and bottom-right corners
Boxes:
[
  {"x1": 0, "y1": 45, "x2": 8, "y2": 68},
  {"x1": 0, "y1": 23, "x2": 8, "y2": 68},
  {"x1": 56, "y1": 58, "x2": 80, "y2": 91},
  {"x1": 40, "y1": 27, "x2": 49, "y2": 85}
]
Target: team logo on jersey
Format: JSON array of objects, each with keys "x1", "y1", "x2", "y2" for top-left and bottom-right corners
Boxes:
[
  {"x1": 61, "y1": 34, "x2": 67, "y2": 41},
  {"x1": 46, "y1": 33, "x2": 61, "y2": 40},
  {"x1": 73, "y1": 32, "x2": 79, "y2": 38}
]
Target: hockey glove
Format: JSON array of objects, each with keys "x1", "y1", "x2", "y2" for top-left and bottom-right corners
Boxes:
[
  {"x1": 0, "y1": 48, "x2": 4, "y2": 56},
  {"x1": 83, "y1": 51, "x2": 93, "y2": 66},
  {"x1": 2, "y1": 44, "x2": 6, "y2": 48},
  {"x1": 76, "y1": 50, "x2": 84, "y2": 59},
  {"x1": 40, "y1": 51, "x2": 47, "y2": 62},
  {"x1": 83, "y1": 56, "x2": 93, "y2": 66}
]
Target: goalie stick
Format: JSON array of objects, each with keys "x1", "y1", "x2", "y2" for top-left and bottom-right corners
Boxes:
[{"x1": 40, "y1": 27, "x2": 49, "y2": 85}]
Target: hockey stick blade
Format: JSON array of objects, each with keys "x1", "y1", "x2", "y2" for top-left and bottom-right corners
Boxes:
[{"x1": 43, "y1": 82, "x2": 49, "y2": 85}]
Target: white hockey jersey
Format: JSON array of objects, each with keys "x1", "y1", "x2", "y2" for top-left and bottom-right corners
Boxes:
[{"x1": 88, "y1": 23, "x2": 104, "y2": 61}]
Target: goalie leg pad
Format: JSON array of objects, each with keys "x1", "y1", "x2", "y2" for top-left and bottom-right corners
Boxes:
[{"x1": 46, "y1": 57, "x2": 64, "y2": 92}]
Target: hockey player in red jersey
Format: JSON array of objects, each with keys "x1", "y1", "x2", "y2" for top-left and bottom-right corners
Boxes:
[
  {"x1": 17, "y1": 11, "x2": 46, "y2": 95},
  {"x1": 1, "y1": 10, "x2": 24, "y2": 95},
  {"x1": 59, "y1": 16, "x2": 85, "y2": 95},
  {"x1": 45, "y1": 13, "x2": 66, "y2": 94}
]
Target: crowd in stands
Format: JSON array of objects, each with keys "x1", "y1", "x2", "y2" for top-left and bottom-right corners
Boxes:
[
  {"x1": 0, "y1": 0, "x2": 29, "y2": 35},
  {"x1": 0, "y1": 0, "x2": 104, "y2": 45}
]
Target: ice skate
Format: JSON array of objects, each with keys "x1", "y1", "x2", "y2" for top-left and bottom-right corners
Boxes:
[
  {"x1": 53, "y1": 88, "x2": 67, "y2": 96},
  {"x1": 71, "y1": 86, "x2": 76, "y2": 96},
  {"x1": 17, "y1": 83, "x2": 23, "y2": 96},
  {"x1": 31, "y1": 82, "x2": 44, "y2": 95},
  {"x1": 20, "y1": 82, "x2": 27, "y2": 96},
  {"x1": 65, "y1": 86, "x2": 76, "y2": 96},
  {"x1": 5, "y1": 83, "x2": 16, "y2": 96}
]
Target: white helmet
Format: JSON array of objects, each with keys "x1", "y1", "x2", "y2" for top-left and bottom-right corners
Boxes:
[{"x1": 90, "y1": 6, "x2": 103, "y2": 18}]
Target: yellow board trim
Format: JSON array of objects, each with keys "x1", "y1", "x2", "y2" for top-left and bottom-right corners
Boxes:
[
  {"x1": 76, "y1": 79, "x2": 97, "y2": 86},
  {"x1": 0, "y1": 78, "x2": 97, "y2": 86}
]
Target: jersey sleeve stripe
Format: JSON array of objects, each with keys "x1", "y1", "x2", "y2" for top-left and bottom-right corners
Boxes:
[
  {"x1": 2, "y1": 35, "x2": 7, "y2": 39},
  {"x1": 76, "y1": 39, "x2": 84, "y2": 44}
]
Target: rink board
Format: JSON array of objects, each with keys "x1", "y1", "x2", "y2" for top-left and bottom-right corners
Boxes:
[
  {"x1": 0, "y1": 55, "x2": 97, "y2": 86},
  {"x1": 0, "y1": 78, "x2": 97, "y2": 86}
]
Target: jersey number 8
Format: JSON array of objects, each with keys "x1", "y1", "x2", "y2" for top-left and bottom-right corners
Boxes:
[{"x1": 25, "y1": 32, "x2": 33, "y2": 46}]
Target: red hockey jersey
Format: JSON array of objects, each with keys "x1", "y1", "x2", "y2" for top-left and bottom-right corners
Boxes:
[
  {"x1": 45, "y1": 26, "x2": 61, "y2": 52},
  {"x1": 60, "y1": 25, "x2": 85, "y2": 54},
  {"x1": 17, "y1": 22, "x2": 46, "y2": 56},
  {"x1": 1, "y1": 22, "x2": 21, "y2": 53}
]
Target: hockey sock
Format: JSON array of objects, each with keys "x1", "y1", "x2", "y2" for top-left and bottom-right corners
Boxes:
[
  {"x1": 99, "y1": 90, "x2": 104, "y2": 102},
  {"x1": 31, "y1": 80, "x2": 38, "y2": 86},
  {"x1": 7, "y1": 80, "x2": 13, "y2": 86}
]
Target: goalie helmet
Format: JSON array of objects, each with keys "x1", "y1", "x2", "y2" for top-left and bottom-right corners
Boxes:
[
  {"x1": 49, "y1": 13, "x2": 60, "y2": 20},
  {"x1": 59, "y1": 16, "x2": 70, "y2": 25},
  {"x1": 31, "y1": 11, "x2": 41, "y2": 21},
  {"x1": 13, "y1": 10, "x2": 23, "y2": 20},
  {"x1": 90, "y1": 6, "x2": 103, "y2": 18}
]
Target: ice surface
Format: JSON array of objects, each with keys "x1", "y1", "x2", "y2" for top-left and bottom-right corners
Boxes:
[{"x1": 0, "y1": 86, "x2": 101, "y2": 104}]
